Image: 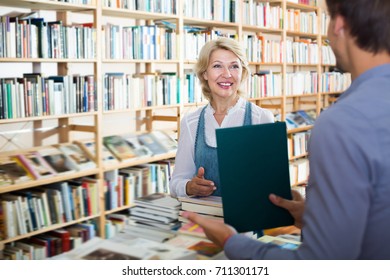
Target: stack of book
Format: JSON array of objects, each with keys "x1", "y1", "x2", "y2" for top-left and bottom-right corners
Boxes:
[
  {"x1": 126, "y1": 193, "x2": 181, "y2": 242},
  {"x1": 177, "y1": 196, "x2": 223, "y2": 237}
]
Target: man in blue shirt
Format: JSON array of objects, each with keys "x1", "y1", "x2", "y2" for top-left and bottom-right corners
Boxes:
[{"x1": 183, "y1": 0, "x2": 390, "y2": 259}]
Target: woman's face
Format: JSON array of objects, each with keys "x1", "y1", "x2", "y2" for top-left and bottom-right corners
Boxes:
[{"x1": 203, "y1": 49, "x2": 242, "y2": 100}]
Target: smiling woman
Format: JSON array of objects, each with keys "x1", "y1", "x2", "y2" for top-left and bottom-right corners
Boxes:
[{"x1": 169, "y1": 37, "x2": 275, "y2": 198}]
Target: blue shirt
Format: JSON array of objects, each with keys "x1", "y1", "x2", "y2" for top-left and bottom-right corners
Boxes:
[{"x1": 225, "y1": 64, "x2": 390, "y2": 259}]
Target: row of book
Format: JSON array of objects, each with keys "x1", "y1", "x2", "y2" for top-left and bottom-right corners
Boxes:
[
  {"x1": 182, "y1": 0, "x2": 239, "y2": 23},
  {"x1": 103, "y1": 0, "x2": 177, "y2": 14},
  {"x1": 285, "y1": 10, "x2": 318, "y2": 34},
  {"x1": 101, "y1": 130, "x2": 177, "y2": 162},
  {"x1": 0, "y1": 15, "x2": 96, "y2": 59},
  {"x1": 283, "y1": 109, "x2": 317, "y2": 129},
  {"x1": 243, "y1": 2, "x2": 282, "y2": 29},
  {"x1": 103, "y1": 160, "x2": 174, "y2": 210},
  {"x1": 0, "y1": 130, "x2": 177, "y2": 186},
  {"x1": 102, "y1": 23, "x2": 177, "y2": 60},
  {"x1": 0, "y1": 74, "x2": 96, "y2": 120},
  {"x1": 290, "y1": 158, "x2": 309, "y2": 186},
  {"x1": 103, "y1": 72, "x2": 180, "y2": 110},
  {"x1": 1, "y1": 159, "x2": 176, "y2": 240},
  {"x1": 0, "y1": 142, "x2": 98, "y2": 186},
  {"x1": 0, "y1": 177, "x2": 99, "y2": 239},
  {"x1": 1, "y1": 222, "x2": 96, "y2": 259},
  {"x1": 288, "y1": 131, "x2": 311, "y2": 158}
]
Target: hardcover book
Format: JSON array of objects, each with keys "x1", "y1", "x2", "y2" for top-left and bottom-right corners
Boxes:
[
  {"x1": 103, "y1": 135, "x2": 138, "y2": 161},
  {"x1": 216, "y1": 122, "x2": 294, "y2": 232},
  {"x1": 178, "y1": 196, "x2": 223, "y2": 217}
]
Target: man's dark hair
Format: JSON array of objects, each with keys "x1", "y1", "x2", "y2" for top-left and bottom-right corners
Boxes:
[{"x1": 326, "y1": 0, "x2": 390, "y2": 54}]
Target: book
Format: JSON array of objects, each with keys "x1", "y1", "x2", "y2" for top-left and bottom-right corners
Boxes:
[
  {"x1": 148, "y1": 130, "x2": 178, "y2": 152},
  {"x1": 0, "y1": 156, "x2": 31, "y2": 184},
  {"x1": 129, "y1": 205, "x2": 179, "y2": 220},
  {"x1": 178, "y1": 196, "x2": 223, "y2": 217},
  {"x1": 13, "y1": 151, "x2": 57, "y2": 179},
  {"x1": 166, "y1": 235, "x2": 226, "y2": 260},
  {"x1": 109, "y1": 235, "x2": 197, "y2": 260},
  {"x1": 50, "y1": 237, "x2": 158, "y2": 260},
  {"x1": 296, "y1": 110, "x2": 316, "y2": 125},
  {"x1": 178, "y1": 221, "x2": 207, "y2": 238},
  {"x1": 258, "y1": 234, "x2": 301, "y2": 250},
  {"x1": 36, "y1": 146, "x2": 76, "y2": 175},
  {"x1": 178, "y1": 210, "x2": 224, "y2": 224},
  {"x1": 129, "y1": 206, "x2": 178, "y2": 224},
  {"x1": 137, "y1": 130, "x2": 177, "y2": 155},
  {"x1": 122, "y1": 133, "x2": 153, "y2": 158},
  {"x1": 103, "y1": 135, "x2": 138, "y2": 161},
  {"x1": 187, "y1": 240, "x2": 224, "y2": 260},
  {"x1": 74, "y1": 139, "x2": 119, "y2": 165},
  {"x1": 55, "y1": 143, "x2": 96, "y2": 171},
  {"x1": 134, "y1": 193, "x2": 181, "y2": 211},
  {"x1": 216, "y1": 122, "x2": 294, "y2": 232},
  {"x1": 119, "y1": 223, "x2": 176, "y2": 243}
]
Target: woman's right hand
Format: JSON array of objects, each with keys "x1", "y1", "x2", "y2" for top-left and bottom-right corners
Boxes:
[{"x1": 186, "y1": 167, "x2": 216, "y2": 196}]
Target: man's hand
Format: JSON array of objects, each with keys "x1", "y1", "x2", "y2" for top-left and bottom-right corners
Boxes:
[
  {"x1": 182, "y1": 211, "x2": 237, "y2": 248},
  {"x1": 185, "y1": 167, "x2": 216, "y2": 196},
  {"x1": 269, "y1": 189, "x2": 305, "y2": 228}
]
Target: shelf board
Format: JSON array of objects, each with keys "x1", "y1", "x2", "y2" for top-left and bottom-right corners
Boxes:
[
  {"x1": 103, "y1": 152, "x2": 176, "y2": 172},
  {"x1": 0, "y1": 112, "x2": 98, "y2": 125},
  {"x1": 102, "y1": 7, "x2": 178, "y2": 20},
  {"x1": 102, "y1": 59, "x2": 180, "y2": 64},
  {"x1": 286, "y1": 30, "x2": 318, "y2": 38},
  {"x1": 0, "y1": 58, "x2": 97, "y2": 63},
  {"x1": 183, "y1": 17, "x2": 239, "y2": 29},
  {"x1": 0, "y1": 212, "x2": 101, "y2": 247},
  {"x1": 249, "y1": 62, "x2": 283, "y2": 66},
  {"x1": 0, "y1": 168, "x2": 100, "y2": 194},
  {"x1": 321, "y1": 91, "x2": 343, "y2": 95},
  {"x1": 288, "y1": 125, "x2": 313, "y2": 134},
  {"x1": 242, "y1": 25, "x2": 283, "y2": 35},
  {"x1": 286, "y1": 1, "x2": 318, "y2": 11},
  {"x1": 0, "y1": 0, "x2": 96, "y2": 12},
  {"x1": 286, "y1": 93, "x2": 318, "y2": 98}
]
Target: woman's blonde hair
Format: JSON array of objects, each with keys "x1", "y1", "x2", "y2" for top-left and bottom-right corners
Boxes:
[{"x1": 194, "y1": 37, "x2": 250, "y2": 101}]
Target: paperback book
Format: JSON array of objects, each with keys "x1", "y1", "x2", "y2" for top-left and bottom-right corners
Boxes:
[
  {"x1": 75, "y1": 139, "x2": 119, "y2": 166},
  {"x1": 0, "y1": 156, "x2": 31, "y2": 185},
  {"x1": 36, "y1": 146, "x2": 76, "y2": 175},
  {"x1": 13, "y1": 152, "x2": 57, "y2": 179},
  {"x1": 55, "y1": 143, "x2": 96, "y2": 171}
]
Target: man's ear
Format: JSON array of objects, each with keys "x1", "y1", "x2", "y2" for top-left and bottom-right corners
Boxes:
[{"x1": 333, "y1": 14, "x2": 346, "y2": 37}]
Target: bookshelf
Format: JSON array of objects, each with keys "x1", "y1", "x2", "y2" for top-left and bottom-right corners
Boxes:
[{"x1": 0, "y1": 0, "x2": 350, "y2": 258}]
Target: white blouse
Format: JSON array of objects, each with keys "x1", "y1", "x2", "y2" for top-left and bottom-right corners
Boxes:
[{"x1": 169, "y1": 97, "x2": 274, "y2": 197}]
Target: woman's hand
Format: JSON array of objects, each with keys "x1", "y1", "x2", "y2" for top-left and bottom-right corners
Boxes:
[{"x1": 186, "y1": 167, "x2": 216, "y2": 196}]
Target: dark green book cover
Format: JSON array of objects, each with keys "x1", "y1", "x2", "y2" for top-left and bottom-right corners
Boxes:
[{"x1": 216, "y1": 122, "x2": 294, "y2": 232}]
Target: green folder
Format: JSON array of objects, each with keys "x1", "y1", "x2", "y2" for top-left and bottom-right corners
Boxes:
[{"x1": 216, "y1": 122, "x2": 294, "y2": 232}]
